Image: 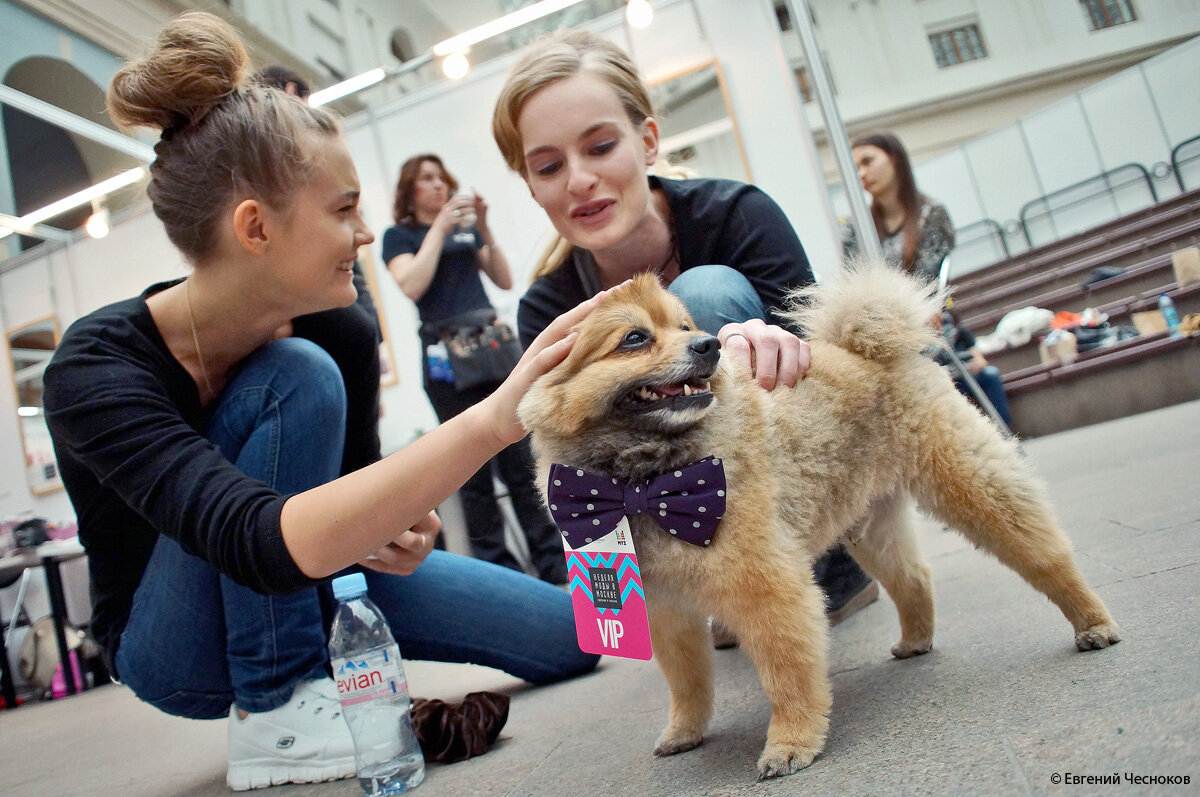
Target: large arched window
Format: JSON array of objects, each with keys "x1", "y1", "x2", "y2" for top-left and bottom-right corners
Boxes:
[{"x1": 3, "y1": 57, "x2": 143, "y2": 249}]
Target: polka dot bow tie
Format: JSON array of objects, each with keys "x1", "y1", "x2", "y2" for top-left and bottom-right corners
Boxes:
[{"x1": 546, "y1": 456, "x2": 726, "y2": 548}]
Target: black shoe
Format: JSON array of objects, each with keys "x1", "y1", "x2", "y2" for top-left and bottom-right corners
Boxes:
[
  {"x1": 826, "y1": 580, "x2": 879, "y2": 626},
  {"x1": 816, "y1": 546, "x2": 879, "y2": 626},
  {"x1": 709, "y1": 619, "x2": 739, "y2": 649}
]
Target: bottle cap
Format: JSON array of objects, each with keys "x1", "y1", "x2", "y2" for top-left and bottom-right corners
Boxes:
[{"x1": 331, "y1": 572, "x2": 368, "y2": 600}]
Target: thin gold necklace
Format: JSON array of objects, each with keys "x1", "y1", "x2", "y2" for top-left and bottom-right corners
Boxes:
[
  {"x1": 653, "y1": 225, "x2": 678, "y2": 280},
  {"x1": 185, "y1": 278, "x2": 215, "y2": 398}
]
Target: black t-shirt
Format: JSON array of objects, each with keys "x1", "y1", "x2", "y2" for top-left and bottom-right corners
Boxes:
[
  {"x1": 380, "y1": 223, "x2": 492, "y2": 337},
  {"x1": 518, "y1": 176, "x2": 814, "y2": 348},
  {"x1": 42, "y1": 280, "x2": 379, "y2": 672}
]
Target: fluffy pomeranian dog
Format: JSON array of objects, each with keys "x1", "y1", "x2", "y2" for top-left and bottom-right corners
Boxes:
[{"x1": 517, "y1": 262, "x2": 1119, "y2": 780}]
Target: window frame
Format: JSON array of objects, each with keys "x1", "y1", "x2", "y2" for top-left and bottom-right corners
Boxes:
[
  {"x1": 927, "y1": 21, "x2": 989, "y2": 69},
  {"x1": 1079, "y1": 0, "x2": 1138, "y2": 31}
]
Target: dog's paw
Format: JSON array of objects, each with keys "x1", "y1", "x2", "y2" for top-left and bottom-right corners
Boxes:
[
  {"x1": 756, "y1": 741, "x2": 819, "y2": 780},
  {"x1": 653, "y1": 728, "x2": 704, "y2": 757},
  {"x1": 891, "y1": 639, "x2": 933, "y2": 659},
  {"x1": 1075, "y1": 621, "x2": 1121, "y2": 651}
]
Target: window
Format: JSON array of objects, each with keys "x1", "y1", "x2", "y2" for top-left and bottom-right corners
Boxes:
[
  {"x1": 793, "y1": 54, "x2": 836, "y2": 103},
  {"x1": 929, "y1": 24, "x2": 988, "y2": 68},
  {"x1": 1080, "y1": 0, "x2": 1137, "y2": 31}
]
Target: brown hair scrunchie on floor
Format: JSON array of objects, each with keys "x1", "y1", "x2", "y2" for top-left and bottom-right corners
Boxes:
[{"x1": 410, "y1": 691, "x2": 511, "y2": 764}]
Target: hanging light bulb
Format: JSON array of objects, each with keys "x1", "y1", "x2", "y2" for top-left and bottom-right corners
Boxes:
[
  {"x1": 85, "y1": 203, "x2": 111, "y2": 239},
  {"x1": 626, "y1": 0, "x2": 654, "y2": 28},
  {"x1": 442, "y1": 51, "x2": 470, "y2": 80}
]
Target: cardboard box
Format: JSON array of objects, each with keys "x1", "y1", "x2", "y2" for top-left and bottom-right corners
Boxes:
[
  {"x1": 1132, "y1": 310, "x2": 1168, "y2": 336},
  {"x1": 1173, "y1": 246, "x2": 1200, "y2": 288},
  {"x1": 1038, "y1": 329, "x2": 1077, "y2": 365}
]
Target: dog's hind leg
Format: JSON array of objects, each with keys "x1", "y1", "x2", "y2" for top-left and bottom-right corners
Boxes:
[
  {"x1": 911, "y1": 397, "x2": 1120, "y2": 651},
  {"x1": 647, "y1": 595, "x2": 714, "y2": 757},
  {"x1": 844, "y1": 492, "x2": 936, "y2": 658}
]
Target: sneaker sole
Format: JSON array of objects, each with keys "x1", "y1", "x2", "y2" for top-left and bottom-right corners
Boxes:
[
  {"x1": 828, "y1": 580, "x2": 880, "y2": 627},
  {"x1": 227, "y1": 757, "x2": 357, "y2": 791}
]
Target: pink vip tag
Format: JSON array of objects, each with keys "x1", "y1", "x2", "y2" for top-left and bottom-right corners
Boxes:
[{"x1": 562, "y1": 517, "x2": 652, "y2": 660}]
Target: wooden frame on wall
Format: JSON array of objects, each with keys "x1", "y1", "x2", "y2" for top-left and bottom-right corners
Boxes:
[
  {"x1": 648, "y1": 59, "x2": 754, "y2": 185},
  {"x1": 6, "y1": 314, "x2": 63, "y2": 495},
  {"x1": 357, "y1": 246, "x2": 399, "y2": 387}
]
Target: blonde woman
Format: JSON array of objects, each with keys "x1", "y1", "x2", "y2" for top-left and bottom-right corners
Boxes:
[{"x1": 492, "y1": 29, "x2": 878, "y2": 634}]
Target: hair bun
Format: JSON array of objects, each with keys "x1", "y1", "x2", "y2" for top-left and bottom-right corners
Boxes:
[{"x1": 107, "y1": 11, "x2": 249, "y2": 135}]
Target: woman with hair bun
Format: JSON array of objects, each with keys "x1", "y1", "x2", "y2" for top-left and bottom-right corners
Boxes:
[{"x1": 43, "y1": 12, "x2": 600, "y2": 791}]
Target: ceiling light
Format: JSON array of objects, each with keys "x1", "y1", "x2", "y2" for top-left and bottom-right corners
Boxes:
[
  {"x1": 85, "y1": 206, "x2": 111, "y2": 239},
  {"x1": 442, "y1": 52, "x2": 470, "y2": 80},
  {"x1": 309, "y1": 68, "x2": 387, "y2": 107},
  {"x1": 17, "y1": 406, "x2": 40, "y2": 417},
  {"x1": 0, "y1": 167, "x2": 144, "y2": 241},
  {"x1": 432, "y1": 0, "x2": 587, "y2": 57},
  {"x1": 626, "y1": 0, "x2": 654, "y2": 28}
]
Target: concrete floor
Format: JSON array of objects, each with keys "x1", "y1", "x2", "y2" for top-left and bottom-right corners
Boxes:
[{"x1": 2, "y1": 400, "x2": 1198, "y2": 796}]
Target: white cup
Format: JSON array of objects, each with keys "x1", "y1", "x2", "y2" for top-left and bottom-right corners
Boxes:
[{"x1": 453, "y1": 193, "x2": 476, "y2": 230}]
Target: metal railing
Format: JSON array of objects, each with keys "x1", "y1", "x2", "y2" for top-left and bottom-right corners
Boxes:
[
  {"x1": 1018, "y1": 163, "x2": 1157, "y2": 248},
  {"x1": 1171, "y1": 134, "x2": 1200, "y2": 192}
]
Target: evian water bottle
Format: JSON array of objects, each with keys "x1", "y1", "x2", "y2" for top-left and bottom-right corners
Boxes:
[{"x1": 329, "y1": 573, "x2": 425, "y2": 795}]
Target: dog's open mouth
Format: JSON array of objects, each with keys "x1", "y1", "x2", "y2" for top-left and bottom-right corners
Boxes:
[{"x1": 617, "y1": 379, "x2": 714, "y2": 413}]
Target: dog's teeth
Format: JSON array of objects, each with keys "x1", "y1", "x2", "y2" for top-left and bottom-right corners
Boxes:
[{"x1": 683, "y1": 384, "x2": 692, "y2": 397}]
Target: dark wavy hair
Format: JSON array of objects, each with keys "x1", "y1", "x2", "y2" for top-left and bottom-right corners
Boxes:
[
  {"x1": 852, "y1": 132, "x2": 926, "y2": 273},
  {"x1": 392, "y1": 153, "x2": 458, "y2": 226}
]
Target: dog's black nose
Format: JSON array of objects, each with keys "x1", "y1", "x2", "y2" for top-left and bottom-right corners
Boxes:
[{"x1": 689, "y1": 335, "x2": 721, "y2": 367}]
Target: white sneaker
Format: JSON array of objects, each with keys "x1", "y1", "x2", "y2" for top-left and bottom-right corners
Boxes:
[{"x1": 226, "y1": 678, "x2": 357, "y2": 791}]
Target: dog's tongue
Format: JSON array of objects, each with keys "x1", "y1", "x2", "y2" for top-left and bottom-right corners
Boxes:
[{"x1": 654, "y1": 383, "x2": 685, "y2": 396}]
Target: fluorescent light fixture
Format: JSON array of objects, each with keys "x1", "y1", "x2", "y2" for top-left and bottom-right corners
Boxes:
[
  {"x1": 626, "y1": 0, "x2": 654, "y2": 27},
  {"x1": 17, "y1": 406, "x2": 40, "y2": 417},
  {"x1": 309, "y1": 68, "x2": 387, "y2": 107},
  {"x1": 432, "y1": 0, "x2": 587, "y2": 56},
  {"x1": 442, "y1": 52, "x2": 471, "y2": 80},
  {"x1": 0, "y1": 167, "x2": 145, "y2": 241}
]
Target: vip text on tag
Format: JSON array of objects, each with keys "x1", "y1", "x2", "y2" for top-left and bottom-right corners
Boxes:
[{"x1": 561, "y1": 516, "x2": 652, "y2": 660}]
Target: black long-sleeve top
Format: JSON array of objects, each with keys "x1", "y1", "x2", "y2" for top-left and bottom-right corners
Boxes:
[
  {"x1": 518, "y1": 176, "x2": 814, "y2": 347},
  {"x1": 43, "y1": 276, "x2": 381, "y2": 672}
]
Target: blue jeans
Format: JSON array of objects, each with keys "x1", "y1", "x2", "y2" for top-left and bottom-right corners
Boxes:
[
  {"x1": 668, "y1": 265, "x2": 768, "y2": 334},
  {"x1": 955, "y1": 365, "x2": 1013, "y2": 427},
  {"x1": 117, "y1": 339, "x2": 596, "y2": 719}
]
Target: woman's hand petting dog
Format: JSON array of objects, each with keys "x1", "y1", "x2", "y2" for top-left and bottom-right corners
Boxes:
[
  {"x1": 483, "y1": 281, "x2": 632, "y2": 447},
  {"x1": 719, "y1": 319, "x2": 812, "y2": 390},
  {"x1": 359, "y1": 510, "x2": 441, "y2": 575}
]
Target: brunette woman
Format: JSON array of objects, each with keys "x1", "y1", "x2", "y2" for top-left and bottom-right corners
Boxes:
[{"x1": 383, "y1": 154, "x2": 567, "y2": 584}]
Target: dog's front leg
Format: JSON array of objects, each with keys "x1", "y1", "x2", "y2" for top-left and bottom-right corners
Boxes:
[
  {"x1": 647, "y1": 595, "x2": 713, "y2": 757},
  {"x1": 720, "y1": 561, "x2": 831, "y2": 779}
]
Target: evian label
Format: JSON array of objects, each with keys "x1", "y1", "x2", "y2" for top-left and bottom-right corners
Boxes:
[{"x1": 332, "y1": 646, "x2": 408, "y2": 706}]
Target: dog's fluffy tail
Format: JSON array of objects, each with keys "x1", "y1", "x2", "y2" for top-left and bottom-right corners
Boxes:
[{"x1": 780, "y1": 259, "x2": 947, "y2": 363}]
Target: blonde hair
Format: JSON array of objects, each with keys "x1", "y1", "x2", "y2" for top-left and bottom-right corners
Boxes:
[
  {"x1": 492, "y1": 29, "x2": 654, "y2": 176},
  {"x1": 107, "y1": 11, "x2": 339, "y2": 262}
]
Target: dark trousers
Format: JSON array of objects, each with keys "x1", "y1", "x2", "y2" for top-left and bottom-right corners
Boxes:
[
  {"x1": 954, "y1": 365, "x2": 1013, "y2": 428},
  {"x1": 425, "y1": 378, "x2": 567, "y2": 584}
]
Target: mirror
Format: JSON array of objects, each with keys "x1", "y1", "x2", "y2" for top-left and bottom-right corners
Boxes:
[
  {"x1": 357, "y1": 247, "x2": 399, "y2": 387},
  {"x1": 649, "y1": 60, "x2": 753, "y2": 184},
  {"x1": 7, "y1": 316, "x2": 63, "y2": 494}
]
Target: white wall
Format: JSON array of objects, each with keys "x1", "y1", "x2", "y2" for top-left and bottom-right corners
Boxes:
[
  {"x1": 0, "y1": 207, "x2": 185, "y2": 522},
  {"x1": 339, "y1": 0, "x2": 839, "y2": 450}
]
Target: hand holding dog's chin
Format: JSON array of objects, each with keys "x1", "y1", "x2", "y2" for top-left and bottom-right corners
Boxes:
[{"x1": 719, "y1": 320, "x2": 812, "y2": 391}]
